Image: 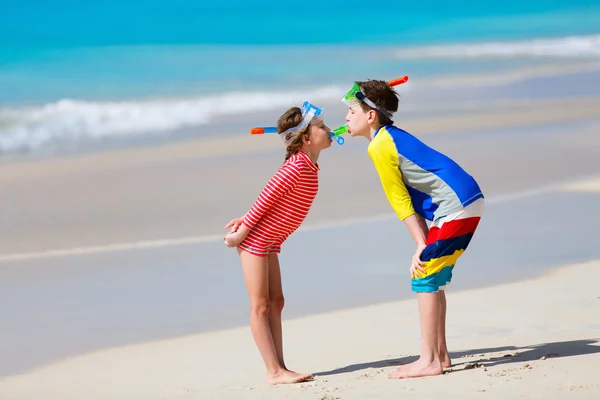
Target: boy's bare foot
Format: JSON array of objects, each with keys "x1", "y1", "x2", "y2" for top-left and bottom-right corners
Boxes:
[
  {"x1": 267, "y1": 370, "x2": 313, "y2": 386},
  {"x1": 399, "y1": 353, "x2": 450, "y2": 371},
  {"x1": 388, "y1": 358, "x2": 443, "y2": 379},
  {"x1": 394, "y1": 358, "x2": 418, "y2": 372}
]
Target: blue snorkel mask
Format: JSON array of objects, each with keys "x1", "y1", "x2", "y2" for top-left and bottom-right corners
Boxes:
[
  {"x1": 278, "y1": 101, "x2": 324, "y2": 145},
  {"x1": 250, "y1": 101, "x2": 344, "y2": 145}
]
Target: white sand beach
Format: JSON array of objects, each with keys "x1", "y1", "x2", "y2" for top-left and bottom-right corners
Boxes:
[{"x1": 1, "y1": 259, "x2": 598, "y2": 400}]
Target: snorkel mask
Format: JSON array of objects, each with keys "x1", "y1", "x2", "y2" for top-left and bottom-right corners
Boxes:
[
  {"x1": 279, "y1": 101, "x2": 323, "y2": 146},
  {"x1": 250, "y1": 77, "x2": 408, "y2": 145},
  {"x1": 333, "y1": 76, "x2": 409, "y2": 137},
  {"x1": 250, "y1": 101, "x2": 345, "y2": 145},
  {"x1": 342, "y1": 83, "x2": 395, "y2": 120},
  {"x1": 341, "y1": 76, "x2": 409, "y2": 120}
]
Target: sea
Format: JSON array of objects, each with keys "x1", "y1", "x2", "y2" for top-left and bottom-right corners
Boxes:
[{"x1": 1, "y1": 0, "x2": 600, "y2": 157}]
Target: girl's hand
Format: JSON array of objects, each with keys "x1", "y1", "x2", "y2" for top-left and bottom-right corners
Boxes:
[
  {"x1": 224, "y1": 217, "x2": 244, "y2": 233},
  {"x1": 223, "y1": 220, "x2": 250, "y2": 248},
  {"x1": 410, "y1": 244, "x2": 428, "y2": 278},
  {"x1": 223, "y1": 231, "x2": 244, "y2": 247}
]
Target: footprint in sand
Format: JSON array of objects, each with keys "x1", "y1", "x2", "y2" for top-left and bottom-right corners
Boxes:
[
  {"x1": 356, "y1": 372, "x2": 375, "y2": 380},
  {"x1": 489, "y1": 364, "x2": 533, "y2": 378},
  {"x1": 563, "y1": 384, "x2": 600, "y2": 391},
  {"x1": 540, "y1": 353, "x2": 559, "y2": 360}
]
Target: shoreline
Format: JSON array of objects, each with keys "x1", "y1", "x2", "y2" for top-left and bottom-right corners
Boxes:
[
  {"x1": 2, "y1": 94, "x2": 600, "y2": 180},
  {"x1": 2, "y1": 58, "x2": 600, "y2": 167}
]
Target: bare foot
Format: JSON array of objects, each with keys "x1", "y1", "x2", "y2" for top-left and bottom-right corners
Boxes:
[
  {"x1": 394, "y1": 358, "x2": 419, "y2": 372},
  {"x1": 267, "y1": 370, "x2": 313, "y2": 386},
  {"x1": 439, "y1": 353, "x2": 452, "y2": 369},
  {"x1": 388, "y1": 358, "x2": 443, "y2": 379}
]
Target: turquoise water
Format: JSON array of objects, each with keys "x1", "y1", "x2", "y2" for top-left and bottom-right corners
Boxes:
[
  {"x1": 3, "y1": 1, "x2": 600, "y2": 47},
  {"x1": 1, "y1": 1, "x2": 600, "y2": 153}
]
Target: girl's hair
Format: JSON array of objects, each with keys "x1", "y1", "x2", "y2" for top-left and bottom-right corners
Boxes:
[{"x1": 277, "y1": 107, "x2": 311, "y2": 161}]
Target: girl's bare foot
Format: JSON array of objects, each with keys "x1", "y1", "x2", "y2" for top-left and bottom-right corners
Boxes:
[
  {"x1": 267, "y1": 370, "x2": 313, "y2": 386},
  {"x1": 439, "y1": 353, "x2": 452, "y2": 369}
]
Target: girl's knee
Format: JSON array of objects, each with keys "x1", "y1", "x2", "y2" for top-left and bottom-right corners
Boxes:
[
  {"x1": 250, "y1": 298, "x2": 271, "y2": 316},
  {"x1": 250, "y1": 295, "x2": 285, "y2": 315},
  {"x1": 270, "y1": 295, "x2": 285, "y2": 312}
]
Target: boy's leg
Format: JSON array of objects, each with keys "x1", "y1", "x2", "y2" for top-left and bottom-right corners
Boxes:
[
  {"x1": 239, "y1": 249, "x2": 310, "y2": 385},
  {"x1": 392, "y1": 201, "x2": 483, "y2": 379},
  {"x1": 391, "y1": 290, "x2": 450, "y2": 373},
  {"x1": 438, "y1": 290, "x2": 451, "y2": 368},
  {"x1": 389, "y1": 222, "x2": 453, "y2": 379},
  {"x1": 389, "y1": 292, "x2": 443, "y2": 379}
]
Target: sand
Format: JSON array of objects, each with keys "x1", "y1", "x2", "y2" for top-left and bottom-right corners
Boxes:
[{"x1": 1, "y1": 258, "x2": 598, "y2": 400}]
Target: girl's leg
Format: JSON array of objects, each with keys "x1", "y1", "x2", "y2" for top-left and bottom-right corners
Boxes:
[
  {"x1": 239, "y1": 249, "x2": 280, "y2": 374},
  {"x1": 266, "y1": 253, "x2": 286, "y2": 368},
  {"x1": 239, "y1": 249, "x2": 310, "y2": 385},
  {"x1": 266, "y1": 253, "x2": 312, "y2": 381}
]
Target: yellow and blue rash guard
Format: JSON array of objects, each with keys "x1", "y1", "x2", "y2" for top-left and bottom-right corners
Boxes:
[{"x1": 368, "y1": 125, "x2": 484, "y2": 222}]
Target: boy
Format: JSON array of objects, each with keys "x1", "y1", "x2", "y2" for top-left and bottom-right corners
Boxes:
[{"x1": 342, "y1": 79, "x2": 484, "y2": 379}]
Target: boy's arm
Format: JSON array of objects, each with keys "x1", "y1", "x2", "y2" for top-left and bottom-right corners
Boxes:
[
  {"x1": 242, "y1": 164, "x2": 301, "y2": 229},
  {"x1": 369, "y1": 139, "x2": 428, "y2": 277},
  {"x1": 368, "y1": 141, "x2": 417, "y2": 223},
  {"x1": 403, "y1": 214, "x2": 428, "y2": 247},
  {"x1": 406, "y1": 213, "x2": 428, "y2": 278}
]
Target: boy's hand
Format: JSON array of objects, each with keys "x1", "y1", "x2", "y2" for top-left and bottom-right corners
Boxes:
[
  {"x1": 224, "y1": 217, "x2": 244, "y2": 233},
  {"x1": 410, "y1": 244, "x2": 428, "y2": 278}
]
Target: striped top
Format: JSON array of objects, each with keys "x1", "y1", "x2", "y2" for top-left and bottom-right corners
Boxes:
[
  {"x1": 242, "y1": 151, "x2": 319, "y2": 240},
  {"x1": 368, "y1": 125, "x2": 483, "y2": 222}
]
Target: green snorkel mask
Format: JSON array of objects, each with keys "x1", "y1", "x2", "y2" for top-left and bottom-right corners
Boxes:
[{"x1": 341, "y1": 82, "x2": 394, "y2": 121}]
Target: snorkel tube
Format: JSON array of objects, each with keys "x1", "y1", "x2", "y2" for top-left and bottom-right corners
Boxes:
[
  {"x1": 250, "y1": 76, "x2": 409, "y2": 146},
  {"x1": 252, "y1": 125, "x2": 346, "y2": 145},
  {"x1": 250, "y1": 101, "x2": 345, "y2": 145}
]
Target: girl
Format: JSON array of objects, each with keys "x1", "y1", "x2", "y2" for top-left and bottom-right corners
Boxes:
[{"x1": 223, "y1": 103, "x2": 332, "y2": 385}]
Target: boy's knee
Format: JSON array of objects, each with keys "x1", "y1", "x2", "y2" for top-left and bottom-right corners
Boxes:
[{"x1": 270, "y1": 295, "x2": 285, "y2": 312}]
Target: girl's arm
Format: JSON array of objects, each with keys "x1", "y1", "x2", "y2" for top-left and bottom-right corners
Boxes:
[{"x1": 242, "y1": 164, "x2": 301, "y2": 229}]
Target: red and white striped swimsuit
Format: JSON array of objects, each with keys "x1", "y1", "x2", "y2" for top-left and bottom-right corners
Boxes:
[{"x1": 239, "y1": 151, "x2": 319, "y2": 257}]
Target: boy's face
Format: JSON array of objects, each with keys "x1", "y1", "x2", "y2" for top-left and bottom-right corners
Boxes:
[{"x1": 345, "y1": 105, "x2": 375, "y2": 138}]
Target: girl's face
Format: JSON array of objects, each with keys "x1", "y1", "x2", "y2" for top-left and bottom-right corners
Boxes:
[{"x1": 306, "y1": 118, "x2": 332, "y2": 150}]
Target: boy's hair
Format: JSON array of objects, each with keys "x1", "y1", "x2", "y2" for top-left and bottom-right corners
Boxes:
[
  {"x1": 356, "y1": 80, "x2": 399, "y2": 125},
  {"x1": 277, "y1": 107, "x2": 311, "y2": 161}
]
